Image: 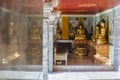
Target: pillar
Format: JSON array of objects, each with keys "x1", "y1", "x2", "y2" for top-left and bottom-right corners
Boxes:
[
  {"x1": 48, "y1": 25, "x2": 54, "y2": 72},
  {"x1": 42, "y1": 19, "x2": 49, "y2": 80},
  {"x1": 62, "y1": 16, "x2": 69, "y2": 40}
]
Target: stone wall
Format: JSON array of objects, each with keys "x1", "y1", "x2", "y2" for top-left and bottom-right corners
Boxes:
[{"x1": 113, "y1": 5, "x2": 120, "y2": 71}]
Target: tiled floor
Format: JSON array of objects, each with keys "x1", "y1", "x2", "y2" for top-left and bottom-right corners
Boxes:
[
  {"x1": 54, "y1": 53, "x2": 113, "y2": 71},
  {"x1": 68, "y1": 53, "x2": 94, "y2": 65}
]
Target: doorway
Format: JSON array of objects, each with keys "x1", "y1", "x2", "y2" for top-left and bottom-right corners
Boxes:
[{"x1": 53, "y1": 15, "x2": 114, "y2": 71}]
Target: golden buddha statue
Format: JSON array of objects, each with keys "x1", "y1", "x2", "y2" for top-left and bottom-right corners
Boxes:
[
  {"x1": 92, "y1": 25, "x2": 100, "y2": 42},
  {"x1": 31, "y1": 25, "x2": 41, "y2": 40},
  {"x1": 33, "y1": 25, "x2": 39, "y2": 34},
  {"x1": 91, "y1": 24, "x2": 99, "y2": 41},
  {"x1": 99, "y1": 22, "x2": 106, "y2": 38},
  {"x1": 96, "y1": 22, "x2": 107, "y2": 44},
  {"x1": 95, "y1": 26, "x2": 100, "y2": 39},
  {"x1": 29, "y1": 25, "x2": 41, "y2": 64},
  {"x1": 75, "y1": 25, "x2": 86, "y2": 40}
]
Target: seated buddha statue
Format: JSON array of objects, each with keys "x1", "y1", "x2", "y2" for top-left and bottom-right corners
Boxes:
[
  {"x1": 75, "y1": 25, "x2": 86, "y2": 40},
  {"x1": 33, "y1": 25, "x2": 39, "y2": 34},
  {"x1": 96, "y1": 22, "x2": 107, "y2": 44},
  {"x1": 95, "y1": 26, "x2": 100, "y2": 38},
  {"x1": 31, "y1": 25, "x2": 41, "y2": 40},
  {"x1": 92, "y1": 25, "x2": 100, "y2": 42}
]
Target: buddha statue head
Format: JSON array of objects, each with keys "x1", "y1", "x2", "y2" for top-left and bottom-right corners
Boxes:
[
  {"x1": 79, "y1": 25, "x2": 82, "y2": 29},
  {"x1": 101, "y1": 15, "x2": 106, "y2": 24}
]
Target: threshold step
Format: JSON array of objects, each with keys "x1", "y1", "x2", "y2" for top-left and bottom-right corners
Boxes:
[
  {"x1": 54, "y1": 65, "x2": 114, "y2": 72},
  {"x1": 48, "y1": 71, "x2": 120, "y2": 80},
  {"x1": 0, "y1": 71, "x2": 42, "y2": 80}
]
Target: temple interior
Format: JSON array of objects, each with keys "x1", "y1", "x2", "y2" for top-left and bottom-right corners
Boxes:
[
  {"x1": 54, "y1": 15, "x2": 112, "y2": 66},
  {"x1": 52, "y1": 0, "x2": 120, "y2": 68}
]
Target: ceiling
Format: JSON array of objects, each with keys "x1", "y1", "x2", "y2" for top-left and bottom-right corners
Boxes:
[
  {"x1": 0, "y1": 0, "x2": 120, "y2": 15},
  {"x1": 54, "y1": 0, "x2": 120, "y2": 14},
  {"x1": 0, "y1": 0, "x2": 43, "y2": 14}
]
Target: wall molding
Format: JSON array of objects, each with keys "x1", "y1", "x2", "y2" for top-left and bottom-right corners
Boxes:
[
  {"x1": 0, "y1": 7, "x2": 43, "y2": 17},
  {"x1": 62, "y1": 14, "x2": 95, "y2": 17},
  {"x1": 96, "y1": 9, "x2": 113, "y2": 16}
]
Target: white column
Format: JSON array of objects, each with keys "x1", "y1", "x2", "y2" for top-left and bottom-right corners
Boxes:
[
  {"x1": 42, "y1": 19, "x2": 49, "y2": 80},
  {"x1": 48, "y1": 25, "x2": 54, "y2": 72},
  {"x1": 42, "y1": 2, "x2": 54, "y2": 79}
]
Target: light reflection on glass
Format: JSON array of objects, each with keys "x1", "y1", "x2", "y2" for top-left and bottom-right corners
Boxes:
[{"x1": 2, "y1": 52, "x2": 20, "y2": 64}]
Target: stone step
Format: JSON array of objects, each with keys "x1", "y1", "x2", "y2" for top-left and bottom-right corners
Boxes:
[
  {"x1": 0, "y1": 71, "x2": 119, "y2": 80},
  {"x1": 54, "y1": 65, "x2": 114, "y2": 72},
  {"x1": 0, "y1": 71, "x2": 42, "y2": 80},
  {"x1": 48, "y1": 71, "x2": 120, "y2": 80}
]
